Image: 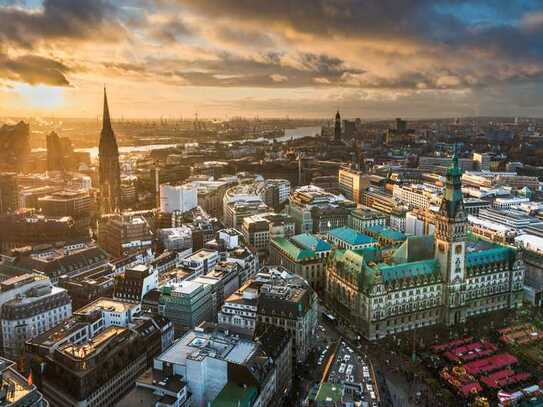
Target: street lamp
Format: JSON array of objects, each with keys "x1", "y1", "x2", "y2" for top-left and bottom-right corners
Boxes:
[{"x1": 411, "y1": 322, "x2": 417, "y2": 363}]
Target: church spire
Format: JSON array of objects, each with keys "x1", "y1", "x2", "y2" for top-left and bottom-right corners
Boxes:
[
  {"x1": 98, "y1": 87, "x2": 121, "y2": 214},
  {"x1": 102, "y1": 87, "x2": 112, "y2": 133},
  {"x1": 334, "y1": 110, "x2": 341, "y2": 142}
]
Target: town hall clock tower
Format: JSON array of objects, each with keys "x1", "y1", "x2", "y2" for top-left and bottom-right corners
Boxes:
[{"x1": 434, "y1": 148, "x2": 468, "y2": 325}]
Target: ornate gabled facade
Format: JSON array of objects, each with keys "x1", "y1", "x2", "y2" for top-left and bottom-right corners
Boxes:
[
  {"x1": 326, "y1": 154, "x2": 525, "y2": 340},
  {"x1": 98, "y1": 88, "x2": 121, "y2": 214}
]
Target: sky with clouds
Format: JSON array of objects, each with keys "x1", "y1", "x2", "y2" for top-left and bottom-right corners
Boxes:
[{"x1": 1, "y1": 0, "x2": 543, "y2": 119}]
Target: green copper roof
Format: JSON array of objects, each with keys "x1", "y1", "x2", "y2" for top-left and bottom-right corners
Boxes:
[
  {"x1": 378, "y1": 259, "x2": 439, "y2": 282},
  {"x1": 334, "y1": 246, "x2": 379, "y2": 264},
  {"x1": 466, "y1": 246, "x2": 514, "y2": 268},
  {"x1": 441, "y1": 148, "x2": 465, "y2": 217},
  {"x1": 291, "y1": 233, "x2": 332, "y2": 252},
  {"x1": 333, "y1": 247, "x2": 381, "y2": 291},
  {"x1": 211, "y1": 383, "x2": 258, "y2": 407},
  {"x1": 334, "y1": 246, "x2": 439, "y2": 288},
  {"x1": 365, "y1": 225, "x2": 407, "y2": 241},
  {"x1": 272, "y1": 237, "x2": 316, "y2": 261},
  {"x1": 328, "y1": 227, "x2": 377, "y2": 246},
  {"x1": 447, "y1": 147, "x2": 463, "y2": 178}
]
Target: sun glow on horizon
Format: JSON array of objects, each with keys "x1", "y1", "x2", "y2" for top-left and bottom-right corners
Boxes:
[{"x1": 14, "y1": 84, "x2": 65, "y2": 110}]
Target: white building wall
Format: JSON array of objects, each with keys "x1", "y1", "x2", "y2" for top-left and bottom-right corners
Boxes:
[
  {"x1": 186, "y1": 357, "x2": 227, "y2": 407},
  {"x1": 2, "y1": 302, "x2": 72, "y2": 358},
  {"x1": 204, "y1": 357, "x2": 228, "y2": 406},
  {"x1": 278, "y1": 182, "x2": 290, "y2": 203},
  {"x1": 160, "y1": 184, "x2": 198, "y2": 213},
  {"x1": 101, "y1": 303, "x2": 141, "y2": 327},
  {"x1": 142, "y1": 269, "x2": 158, "y2": 298}
]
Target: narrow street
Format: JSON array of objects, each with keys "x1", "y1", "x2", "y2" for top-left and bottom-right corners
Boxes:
[{"x1": 317, "y1": 302, "x2": 449, "y2": 407}]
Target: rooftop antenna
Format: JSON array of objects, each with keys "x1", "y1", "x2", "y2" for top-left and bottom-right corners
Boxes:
[
  {"x1": 154, "y1": 162, "x2": 160, "y2": 211},
  {"x1": 297, "y1": 151, "x2": 304, "y2": 186}
]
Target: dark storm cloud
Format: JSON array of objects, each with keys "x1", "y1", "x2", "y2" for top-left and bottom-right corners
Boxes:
[
  {"x1": 149, "y1": 17, "x2": 193, "y2": 43},
  {"x1": 0, "y1": 53, "x2": 71, "y2": 86},
  {"x1": 173, "y1": 0, "x2": 543, "y2": 60},
  {"x1": 0, "y1": 0, "x2": 124, "y2": 48},
  {"x1": 171, "y1": 0, "x2": 462, "y2": 39}
]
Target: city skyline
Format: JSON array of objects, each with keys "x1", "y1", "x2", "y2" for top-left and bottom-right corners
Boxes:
[
  {"x1": 1, "y1": 1, "x2": 543, "y2": 119},
  {"x1": 2, "y1": 3, "x2": 543, "y2": 406}
]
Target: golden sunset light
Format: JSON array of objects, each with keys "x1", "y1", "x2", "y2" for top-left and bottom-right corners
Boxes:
[
  {"x1": 1, "y1": 0, "x2": 543, "y2": 118},
  {"x1": 1, "y1": 3, "x2": 543, "y2": 407}
]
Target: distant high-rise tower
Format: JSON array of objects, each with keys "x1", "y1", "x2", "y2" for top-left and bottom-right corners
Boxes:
[
  {"x1": 334, "y1": 110, "x2": 341, "y2": 142},
  {"x1": 99, "y1": 88, "x2": 121, "y2": 214},
  {"x1": 0, "y1": 173, "x2": 18, "y2": 214},
  {"x1": 46, "y1": 131, "x2": 64, "y2": 172},
  {"x1": 395, "y1": 117, "x2": 407, "y2": 132},
  {"x1": 351, "y1": 141, "x2": 365, "y2": 172}
]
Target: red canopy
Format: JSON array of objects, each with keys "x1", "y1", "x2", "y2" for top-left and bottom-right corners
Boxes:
[{"x1": 464, "y1": 354, "x2": 518, "y2": 375}]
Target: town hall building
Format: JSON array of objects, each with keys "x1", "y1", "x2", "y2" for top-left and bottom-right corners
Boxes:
[{"x1": 326, "y1": 153, "x2": 525, "y2": 340}]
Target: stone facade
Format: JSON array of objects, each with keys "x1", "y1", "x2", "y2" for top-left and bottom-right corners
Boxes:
[
  {"x1": 99, "y1": 89, "x2": 121, "y2": 214},
  {"x1": 326, "y1": 154, "x2": 525, "y2": 340}
]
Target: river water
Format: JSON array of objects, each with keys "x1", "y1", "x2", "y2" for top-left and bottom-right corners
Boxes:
[{"x1": 33, "y1": 126, "x2": 322, "y2": 160}]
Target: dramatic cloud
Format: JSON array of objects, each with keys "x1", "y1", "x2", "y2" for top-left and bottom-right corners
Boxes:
[
  {"x1": 100, "y1": 52, "x2": 364, "y2": 88},
  {"x1": 171, "y1": 0, "x2": 543, "y2": 82},
  {"x1": 148, "y1": 16, "x2": 194, "y2": 43},
  {"x1": 0, "y1": 0, "x2": 125, "y2": 48},
  {"x1": 211, "y1": 26, "x2": 276, "y2": 49},
  {"x1": 2, "y1": 0, "x2": 543, "y2": 117},
  {"x1": 0, "y1": 53, "x2": 71, "y2": 86}
]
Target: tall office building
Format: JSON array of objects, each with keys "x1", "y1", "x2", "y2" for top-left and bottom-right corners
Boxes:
[
  {"x1": 46, "y1": 131, "x2": 64, "y2": 172},
  {"x1": 98, "y1": 88, "x2": 121, "y2": 214},
  {"x1": 0, "y1": 121, "x2": 30, "y2": 172},
  {"x1": 0, "y1": 173, "x2": 17, "y2": 215},
  {"x1": 97, "y1": 213, "x2": 154, "y2": 257},
  {"x1": 338, "y1": 146, "x2": 369, "y2": 204}
]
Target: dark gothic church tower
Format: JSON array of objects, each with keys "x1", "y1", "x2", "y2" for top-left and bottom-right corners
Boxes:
[
  {"x1": 99, "y1": 88, "x2": 121, "y2": 214},
  {"x1": 334, "y1": 110, "x2": 341, "y2": 142}
]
